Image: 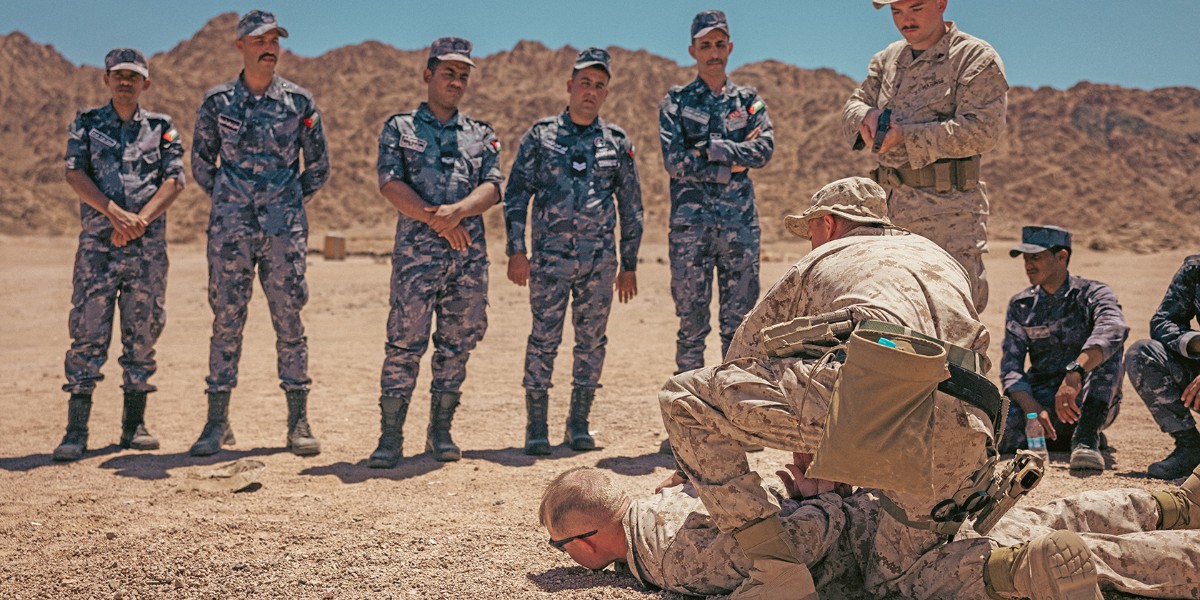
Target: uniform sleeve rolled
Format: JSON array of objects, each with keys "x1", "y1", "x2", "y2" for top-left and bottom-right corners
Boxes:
[
  {"x1": 1000, "y1": 300, "x2": 1033, "y2": 395},
  {"x1": 503, "y1": 127, "x2": 539, "y2": 257},
  {"x1": 64, "y1": 113, "x2": 90, "y2": 173},
  {"x1": 659, "y1": 94, "x2": 731, "y2": 184},
  {"x1": 707, "y1": 97, "x2": 774, "y2": 169},
  {"x1": 842, "y1": 52, "x2": 886, "y2": 143},
  {"x1": 1150, "y1": 257, "x2": 1200, "y2": 357},
  {"x1": 780, "y1": 493, "x2": 850, "y2": 567},
  {"x1": 1081, "y1": 283, "x2": 1129, "y2": 362},
  {"x1": 160, "y1": 117, "x2": 186, "y2": 185},
  {"x1": 903, "y1": 52, "x2": 1008, "y2": 169},
  {"x1": 298, "y1": 101, "x2": 330, "y2": 198},
  {"x1": 191, "y1": 98, "x2": 220, "y2": 196},
  {"x1": 615, "y1": 139, "x2": 644, "y2": 272},
  {"x1": 376, "y1": 118, "x2": 406, "y2": 190}
]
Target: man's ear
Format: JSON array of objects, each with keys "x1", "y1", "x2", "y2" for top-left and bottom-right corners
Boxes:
[{"x1": 423, "y1": 68, "x2": 433, "y2": 84}]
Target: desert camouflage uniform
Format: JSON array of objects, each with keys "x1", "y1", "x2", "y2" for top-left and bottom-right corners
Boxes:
[
  {"x1": 192, "y1": 73, "x2": 330, "y2": 393},
  {"x1": 1128, "y1": 255, "x2": 1200, "y2": 435},
  {"x1": 623, "y1": 485, "x2": 1200, "y2": 599},
  {"x1": 376, "y1": 103, "x2": 503, "y2": 398},
  {"x1": 843, "y1": 22, "x2": 1008, "y2": 313},
  {"x1": 660, "y1": 229, "x2": 994, "y2": 595},
  {"x1": 999, "y1": 275, "x2": 1129, "y2": 451},
  {"x1": 504, "y1": 110, "x2": 643, "y2": 391},
  {"x1": 659, "y1": 77, "x2": 774, "y2": 372},
  {"x1": 63, "y1": 103, "x2": 185, "y2": 394}
]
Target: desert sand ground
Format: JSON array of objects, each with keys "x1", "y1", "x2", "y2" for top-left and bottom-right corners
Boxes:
[{"x1": 0, "y1": 233, "x2": 1193, "y2": 599}]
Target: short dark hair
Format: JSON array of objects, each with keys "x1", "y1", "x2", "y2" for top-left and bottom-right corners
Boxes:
[
  {"x1": 1050, "y1": 245, "x2": 1072, "y2": 265},
  {"x1": 426, "y1": 57, "x2": 441, "y2": 72}
]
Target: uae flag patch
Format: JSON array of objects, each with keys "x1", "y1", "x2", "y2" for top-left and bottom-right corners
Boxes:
[
  {"x1": 162, "y1": 129, "x2": 180, "y2": 143},
  {"x1": 748, "y1": 99, "x2": 766, "y2": 115},
  {"x1": 304, "y1": 113, "x2": 321, "y2": 129}
]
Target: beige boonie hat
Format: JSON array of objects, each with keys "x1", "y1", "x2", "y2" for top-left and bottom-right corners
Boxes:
[{"x1": 784, "y1": 176, "x2": 892, "y2": 238}]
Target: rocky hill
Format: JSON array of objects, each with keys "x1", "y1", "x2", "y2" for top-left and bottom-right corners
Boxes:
[{"x1": 3, "y1": 13, "x2": 1197, "y2": 251}]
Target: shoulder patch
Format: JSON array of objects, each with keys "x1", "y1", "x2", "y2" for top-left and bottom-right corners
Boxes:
[
  {"x1": 748, "y1": 99, "x2": 766, "y2": 115},
  {"x1": 162, "y1": 128, "x2": 180, "y2": 143},
  {"x1": 488, "y1": 139, "x2": 502, "y2": 153},
  {"x1": 303, "y1": 112, "x2": 320, "y2": 129}
]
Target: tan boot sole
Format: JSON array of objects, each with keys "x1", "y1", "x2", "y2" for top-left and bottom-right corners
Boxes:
[{"x1": 1028, "y1": 531, "x2": 1102, "y2": 600}]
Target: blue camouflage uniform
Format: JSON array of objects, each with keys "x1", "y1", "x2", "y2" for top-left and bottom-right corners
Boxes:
[
  {"x1": 377, "y1": 103, "x2": 503, "y2": 399},
  {"x1": 659, "y1": 77, "x2": 774, "y2": 372},
  {"x1": 192, "y1": 73, "x2": 330, "y2": 393},
  {"x1": 63, "y1": 104, "x2": 185, "y2": 394},
  {"x1": 1127, "y1": 255, "x2": 1200, "y2": 436},
  {"x1": 504, "y1": 110, "x2": 643, "y2": 391},
  {"x1": 1000, "y1": 275, "x2": 1129, "y2": 451}
]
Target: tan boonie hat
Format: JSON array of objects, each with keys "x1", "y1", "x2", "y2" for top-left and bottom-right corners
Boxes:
[{"x1": 784, "y1": 176, "x2": 891, "y2": 238}]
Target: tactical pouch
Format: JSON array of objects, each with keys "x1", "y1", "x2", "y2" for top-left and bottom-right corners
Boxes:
[
  {"x1": 955, "y1": 155, "x2": 980, "y2": 192},
  {"x1": 807, "y1": 329, "x2": 949, "y2": 497},
  {"x1": 761, "y1": 309, "x2": 856, "y2": 359},
  {"x1": 933, "y1": 161, "x2": 953, "y2": 193}
]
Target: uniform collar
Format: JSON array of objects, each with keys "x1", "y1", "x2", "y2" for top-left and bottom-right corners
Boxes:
[
  {"x1": 559, "y1": 108, "x2": 602, "y2": 134},
  {"x1": 687, "y1": 75, "x2": 733, "y2": 98},
  {"x1": 901, "y1": 21, "x2": 958, "y2": 66},
  {"x1": 416, "y1": 102, "x2": 462, "y2": 129},
  {"x1": 621, "y1": 501, "x2": 650, "y2": 588},
  {"x1": 1035, "y1": 273, "x2": 1080, "y2": 299},
  {"x1": 102, "y1": 101, "x2": 146, "y2": 124},
  {"x1": 234, "y1": 72, "x2": 288, "y2": 102}
]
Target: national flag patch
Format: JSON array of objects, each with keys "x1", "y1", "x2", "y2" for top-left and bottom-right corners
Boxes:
[
  {"x1": 304, "y1": 113, "x2": 321, "y2": 129},
  {"x1": 748, "y1": 99, "x2": 766, "y2": 115},
  {"x1": 628, "y1": 146, "x2": 635, "y2": 158},
  {"x1": 489, "y1": 139, "x2": 501, "y2": 152},
  {"x1": 162, "y1": 129, "x2": 180, "y2": 143}
]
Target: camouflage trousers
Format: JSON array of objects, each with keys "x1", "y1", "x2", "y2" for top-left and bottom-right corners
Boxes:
[
  {"x1": 1127, "y1": 338, "x2": 1200, "y2": 434},
  {"x1": 1000, "y1": 356, "x2": 1124, "y2": 453},
  {"x1": 659, "y1": 355, "x2": 992, "y2": 596},
  {"x1": 898, "y1": 488, "x2": 1200, "y2": 599},
  {"x1": 523, "y1": 242, "x2": 617, "y2": 391},
  {"x1": 63, "y1": 238, "x2": 168, "y2": 394},
  {"x1": 668, "y1": 224, "x2": 760, "y2": 373},
  {"x1": 380, "y1": 251, "x2": 488, "y2": 399},
  {"x1": 887, "y1": 184, "x2": 989, "y2": 313},
  {"x1": 206, "y1": 229, "x2": 310, "y2": 393}
]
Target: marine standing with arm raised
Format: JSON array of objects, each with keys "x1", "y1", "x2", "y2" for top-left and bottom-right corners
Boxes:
[
  {"x1": 504, "y1": 48, "x2": 643, "y2": 455},
  {"x1": 189, "y1": 10, "x2": 330, "y2": 457},
  {"x1": 368, "y1": 37, "x2": 503, "y2": 468},
  {"x1": 843, "y1": 0, "x2": 1007, "y2": 313},
  {"x1": 54, "y1": 48, "x2": 185, "y2": 461},
  {"x1": 659, "y1": 9, "x2": 774, "y2": 375}
]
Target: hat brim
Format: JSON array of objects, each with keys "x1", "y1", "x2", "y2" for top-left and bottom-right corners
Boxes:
[
  {"x1": 107, "y1": 62, "x2": 149, "y2": 78},
  {"x1": 244, "y1": 24, "x2": 289, "y2": 38},
  {"x1": 692, "y1": 24, "x2": 730, "y2": 39},
  {"x1": 573, "y1": 60, "x2": 610, "y2": 75},
  {"x1": 1008, "y1": 243, "x2": 1051, "y2": 258},
  {"x1": 784, "y1": 208, "x2": 891, "y2": 239},
  {"x1": 433, "y1": 53, "x2": 476, "y2": 67}
]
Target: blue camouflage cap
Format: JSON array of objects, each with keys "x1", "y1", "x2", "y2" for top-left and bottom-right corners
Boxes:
[
  {"x1": 573, "y1": 47, "x2": 611, "y2": 76},
  {"x1": 691, "y1": 10, "x2": 730, "y2": 38},
  {"x1": 429, "y1": 37, "x2": 476, "y2": 67},
  {"x1": 1010, "y1": 225, "x2": 1072, "y2": 257},
  {"x1": 237, "y1": 9, "x2": 289, "y2": 39},
  {"x1": 104, "y1": 48, "x2": 149, "y2": 78}
]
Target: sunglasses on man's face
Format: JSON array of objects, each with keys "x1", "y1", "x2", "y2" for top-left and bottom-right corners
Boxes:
[{"x1": 548, "y1": 529, "x2": 598, "y2": 552}]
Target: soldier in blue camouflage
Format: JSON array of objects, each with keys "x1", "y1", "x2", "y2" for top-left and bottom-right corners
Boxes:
[
  {"x1": 659, "y1": 10, "x2": 774, "y2": 375},
  {"x1": 190, "y1": 10, "x2": 330, "y2": 457},
  {"x1": 1000, "y1": 226, "x2": 1129, "y2": 471},
  {"x1": 504, "y1": 48, "x2": 644, "y2": 456},
  {"x1": 1128, "y1": 255, "x2": 1200, "y2": 479},
  {"x1": 54, "y1": 48, "x2": 186, "y2": 462},
  {"x1": 368, "y1": 37, "x2": 504, "y2": 468}
]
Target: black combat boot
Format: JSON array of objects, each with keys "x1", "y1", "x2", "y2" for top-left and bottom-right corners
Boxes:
[
  {"x1": 52, "y1": 393, "x2": 93, "y2": 462},
  {"x1": 285, "y1": 390, "x2": 321, "y2": 456},
  {"x1": 189, "y1": 391, "x2": 235, "y2": 457},
  {"x1": 119, "y1": 390, "x2": 159, "y2": 450},
  {"x1": 368, "y1": 395, "x2": 410, "y2": 468},
  {"x1": 524, "y1": 390, "x2": 551, "y2": 456},
  {"x1": 1068, "y1": 399, "x2": 1108, "y2": 471},
  {"x1": 1148, "y1": 428, "x2": 1200, "y2": 480},
  {"x1": 426, "y1": 391, "x2": 462, "y2": 462},
  {"x1": 565, "y1": 387, "x2": 596, "y2": 451}
]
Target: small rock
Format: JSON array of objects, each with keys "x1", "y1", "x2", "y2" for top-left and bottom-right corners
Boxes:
[
  {"x1": 232, "y1": 563, "x2": 248, "y2": 571},
  {"x1": 30, "y1": 521, "x2": 41, "y2": 527},
  {"x1": 493, "y1": 499, "x2": 506, "y2": 506},
  {"x1": 105, "y1": 531, "x2": 117, "y2": 540},
  {"x1": 173, "y1": 578, "x2": 184, "y2": 589}
]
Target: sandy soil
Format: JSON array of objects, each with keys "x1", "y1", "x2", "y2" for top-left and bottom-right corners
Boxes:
[{"x1": 0, "y1": 234, "x2": 1193, "y2": 599}]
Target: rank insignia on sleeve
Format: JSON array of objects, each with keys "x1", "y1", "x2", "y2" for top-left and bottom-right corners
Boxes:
[
  {"x1": 303, "y1": 113, "x2": 321, "y2": 129},
  {"x1": 162, "y1": 129, "x2": 180, "y2": 143},
  {"x1": 489, "y1": 139, "x2": 502, "y2": 152},
  {"x1": 748, "y1": 99, "x2": 766, "y2": 115}
]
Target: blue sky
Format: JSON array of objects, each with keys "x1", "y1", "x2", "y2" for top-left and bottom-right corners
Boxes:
[{"x1": 4, "y1": 1, "x2": 1198, "y2": 90}]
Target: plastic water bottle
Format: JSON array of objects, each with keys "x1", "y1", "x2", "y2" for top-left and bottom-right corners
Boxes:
[{"x1": 1025, "y1": 413, "x2": 1050, "y2": 460}]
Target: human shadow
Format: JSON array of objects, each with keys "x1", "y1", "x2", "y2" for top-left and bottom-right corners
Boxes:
[
  {"x1": 526, "y1": 566, "x2": 644, "y2": 594},
  {"x1": 97, "y1": 447, "x2": 287, "y2": 480},
  {"x1": 0, "y1": 444, "x2": 123, "y2": 472},
  {"x1": 299, "y1": 456, "x2": 442, "y2": 483},
  {"x1": 593, "y1": 451, "x2": 676, "y2": 476},
  {"x1": 461, "y1": 445, "x2": 583, "y2": 468}
]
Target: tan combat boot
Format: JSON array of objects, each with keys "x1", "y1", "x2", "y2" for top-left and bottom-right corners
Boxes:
[
  {"x1": 1153, "y1": 463, "x2": 1200, "y2": 530},
  {"x1": 729, "y1": 517, "x2": 817, "y2": 599},
  {"x1": 984, "y1": 530, "x2": 1102, "y2": 600}
]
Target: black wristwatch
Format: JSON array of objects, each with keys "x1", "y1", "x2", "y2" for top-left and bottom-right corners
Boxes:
[{"x1": 1064, "y1": 361, "x2": 1086, "y2": 377}]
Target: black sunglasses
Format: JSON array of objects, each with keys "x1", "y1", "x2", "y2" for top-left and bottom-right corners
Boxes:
[{"x1": 548, "y1": 529, "x2": 598, "y2": 552}]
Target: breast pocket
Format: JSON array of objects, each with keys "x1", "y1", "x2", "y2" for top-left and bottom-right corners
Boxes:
[
  {"x1": 269, "y1": 112, "x2": 301, "y2": 160},
  {"x1": 910, "y1": 84, "x2": 955, "y2": 120}
]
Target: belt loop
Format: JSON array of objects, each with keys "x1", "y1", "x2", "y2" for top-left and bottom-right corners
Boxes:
[
  {"x1": 933, "y1": 162, "x2": 952, "y2": 193},
  {"x1": 958, "y1": 156, "x2": 980, "y2": 192}
]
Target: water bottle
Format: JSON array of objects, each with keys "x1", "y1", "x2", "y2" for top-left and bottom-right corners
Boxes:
[{"x1": 1025, "y1": 413, "x2": 1050, "y2": 460}]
